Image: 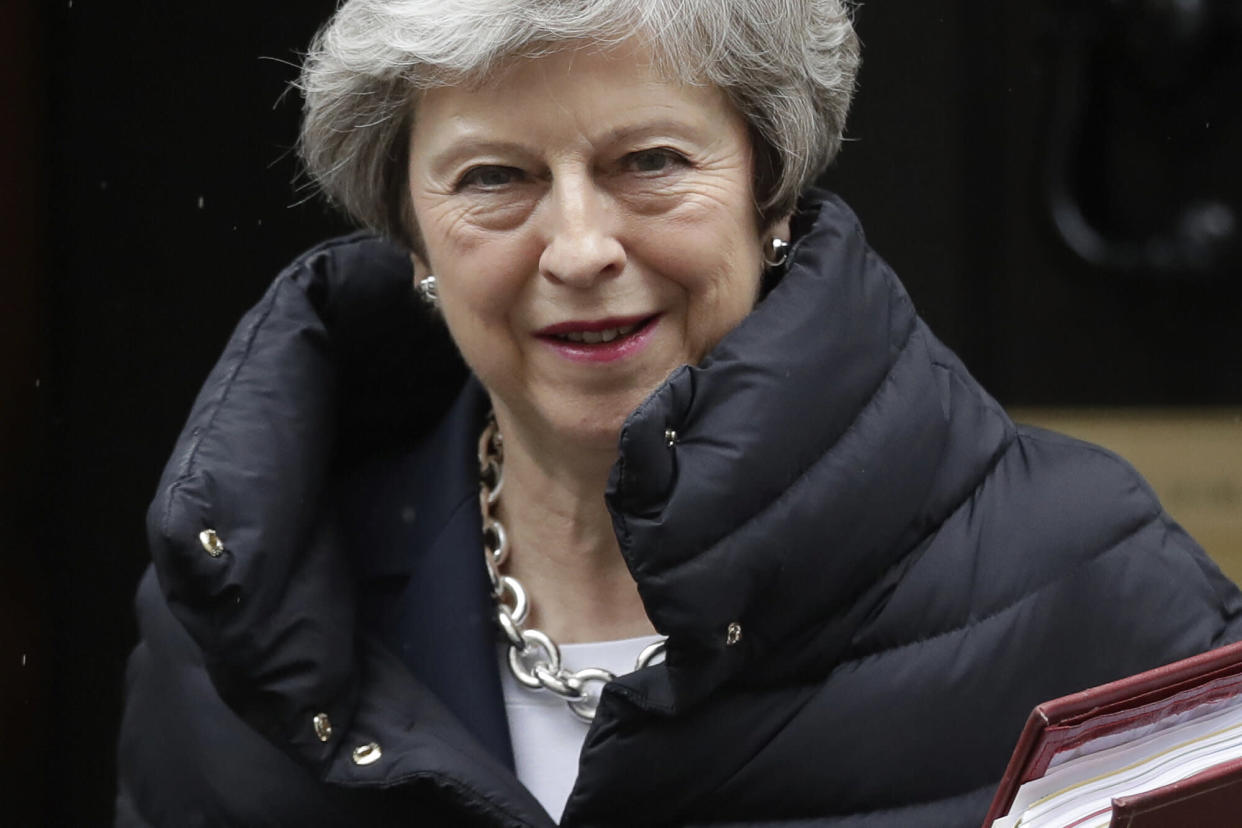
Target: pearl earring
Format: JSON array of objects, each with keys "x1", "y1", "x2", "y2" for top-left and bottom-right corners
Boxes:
[{"x1": 415, "y1": 275, "x2": 439, "y2": 308}]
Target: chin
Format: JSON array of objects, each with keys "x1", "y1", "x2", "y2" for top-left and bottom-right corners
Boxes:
[
  {"x1": 489, "y1": 372, "x2": 671, "y2": 460},
  {"x1": 553, "y1": 406, "x2": 633, "y2": 451},
  {"x1": 554, "y1": 384, "x2": 659, "y2": 448}
]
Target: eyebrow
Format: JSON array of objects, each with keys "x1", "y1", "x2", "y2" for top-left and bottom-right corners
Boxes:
[
  {"x1": 423, "y1": 137, "x2": 541, "y2": 179},
  {"x1": 598, "y1": 118, "x2": 707, "y2": 147},
  {"x1": 421, "y1": 117, "x2": 709, "y2": 178}
]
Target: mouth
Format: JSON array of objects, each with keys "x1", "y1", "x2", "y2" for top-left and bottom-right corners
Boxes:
[
  {"x1": 550, "y1": 320, "x2": 642, "y2": 344},
  {"x1": 536, "y1": 315, "x2": 657, "y2": 344},
  {"x1": 534, "y1": 314, "x2": 660, "y2": 362}
]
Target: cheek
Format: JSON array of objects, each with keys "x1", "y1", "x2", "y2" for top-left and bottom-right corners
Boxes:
[
  {"x1": 439, "y1": 280, "x2": 511, "y2": 347},
  {"x1": 424, "y1": 224, "x2": 537, "y2": 330},
  {"x1": 436, "y1": 297, "x2": 519, "y2": 396},
  {"x1": 682, "y1": 259, "x2": 763, "y2": 360},
  {"x1": 713, "y1": 267, "x2": 763, "y2": 330},
  {"x1": 657, "y1": 213, "x2": 760, "y2": 289},
  {"x1": 419, "y1": 210, "x2": 489, "y2": 272},
  {"x1": 684, "y1": 226, "x2": 764, "y2": 311}
]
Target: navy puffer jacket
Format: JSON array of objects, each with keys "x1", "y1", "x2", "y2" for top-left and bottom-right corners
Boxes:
[{"x1": 116, "y1": 192, "x2": 1242, "y2": 826}]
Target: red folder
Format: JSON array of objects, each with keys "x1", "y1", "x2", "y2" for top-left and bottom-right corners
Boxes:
[{"x1": 984, "y1": 640, "x2": 1242, "y2": 827}]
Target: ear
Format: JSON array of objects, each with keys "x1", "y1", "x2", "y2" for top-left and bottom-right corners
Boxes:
[
  {"x1": 409, "y1": 251, "x2": 431, "y2": 282},
  {"x1": 767, "y1": 213, "x2": 793, "y2": 243}
]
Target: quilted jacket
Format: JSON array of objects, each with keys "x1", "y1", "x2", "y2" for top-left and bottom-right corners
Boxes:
[{"x1": 116, "y1": 192, "x2": 1242, "y2": 826}]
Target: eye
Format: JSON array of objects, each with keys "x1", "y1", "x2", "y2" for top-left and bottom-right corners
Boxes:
[
  {"x1": 625, "y1": 148, "x2": 689, "y2": 174},
  {"x1": 455, "y1": 165, "x2": 523, "y2": 191}
]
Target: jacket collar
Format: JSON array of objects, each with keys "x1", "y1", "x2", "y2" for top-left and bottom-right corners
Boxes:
[
  {"x1": 605, "y1": 190, "x2": 1014, "y2": 712},
  {"x1": 341, "y1": 377, "x2": 489, "y2": 580},
  {"x1": 144, "y1": 236, "x2": 549, "y2": 820},
  {"x1": 336, "y1": 378, "x2": 516, "y2": 770}
]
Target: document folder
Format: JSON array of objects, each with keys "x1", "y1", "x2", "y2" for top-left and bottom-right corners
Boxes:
[{"x1": 985, "y1": 640, "x2": 1242, "y2": 827}]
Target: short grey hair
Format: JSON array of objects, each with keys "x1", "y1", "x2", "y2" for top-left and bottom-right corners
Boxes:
[{"x1": 298, "y1": 0, "x2": 860, "y2": 250}]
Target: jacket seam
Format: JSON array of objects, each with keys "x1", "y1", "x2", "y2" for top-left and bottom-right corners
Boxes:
[
  {"x1": 656, "y1": 314, "x2": 923, "y2": 582},
  {"x1": 843, "y1": 508, "x2": 1163, "y2": 666},
  {"x1": 695, "y1": 684, "x2": 822, "y2": 808},
  {"x1": 752, "y1": 352, "x2": 1016, "y2": 651},
  {"x1": 342, "y1": 769, "x2": 541, "y2": 827},
  {"x1": 157, "y1": 234, "x2": 370, "y2": 533},
  {"x1": 1017, "y1": 427, "x2": 1241, "y2": 631},
  {"x1": 694, "y1": 519, "x2": 1152, "y2": 815},
  {"x1": 1157, "y1": 509, "x2": 1242, "y2": 644},
  {"x1": 1016, "y1": 425, "x2": 1158, "y2": 484},
  {"x1": 824, "y1": 779, "x2": 1000, "y2": 824},
  {"x1": 693, "y1": 779, "x2": 999, "y2": 824},
  {"x1": 158, "y1": 272, "x2": 291, "y2": 535}
]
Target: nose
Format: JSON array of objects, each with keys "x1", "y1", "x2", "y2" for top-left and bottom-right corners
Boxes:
[{"x1": 537, "y1": 173, "x2": 626, "y2": 287}]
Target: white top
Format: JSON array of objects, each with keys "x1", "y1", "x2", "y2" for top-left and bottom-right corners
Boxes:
[{"x1": 498, "y1": 634, "x2": 665, "y2": 823}]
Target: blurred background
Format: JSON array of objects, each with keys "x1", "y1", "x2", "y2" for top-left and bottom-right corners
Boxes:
[{"x1": 3, "y1": 1, "x2": 1239, "y2": 823}]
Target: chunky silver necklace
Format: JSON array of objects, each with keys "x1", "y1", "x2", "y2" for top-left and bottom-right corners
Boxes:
[{"x1": 478, "y1": 416, "x2": 666, "y2": 722}]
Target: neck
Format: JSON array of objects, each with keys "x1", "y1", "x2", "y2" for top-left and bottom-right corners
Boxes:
[{"x1": 489, "y1": 409, "x2": 655, "y2": 645}]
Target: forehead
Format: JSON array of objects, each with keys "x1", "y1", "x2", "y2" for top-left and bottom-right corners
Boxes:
[{"x1": 410, "y1": 39, "x2": 743, "y2": 153}]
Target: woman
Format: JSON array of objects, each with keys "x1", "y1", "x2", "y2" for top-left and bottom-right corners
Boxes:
[{"x1": 116, "y1": 1, "x2": 1242, "y2": 826}]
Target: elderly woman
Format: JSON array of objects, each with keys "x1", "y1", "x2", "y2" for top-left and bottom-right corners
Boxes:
[{"x1": 116, "y1": 1, "x2": 1242, "y2": 826}]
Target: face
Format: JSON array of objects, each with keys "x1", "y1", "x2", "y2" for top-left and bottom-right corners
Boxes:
[{"x1": 407, "y1": 39, "x2": 782, "y2": 454}]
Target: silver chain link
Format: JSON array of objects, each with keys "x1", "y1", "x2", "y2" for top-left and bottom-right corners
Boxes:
[{"x1": 479, "y1": 416, "x2": 666, "y2": 722}]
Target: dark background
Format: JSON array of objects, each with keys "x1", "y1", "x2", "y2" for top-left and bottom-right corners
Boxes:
[{"x1": 4, "y1": 1, "x2": 1240, "y2": 823}]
